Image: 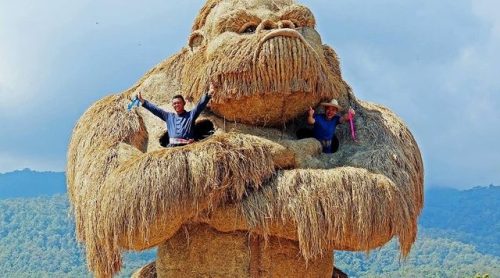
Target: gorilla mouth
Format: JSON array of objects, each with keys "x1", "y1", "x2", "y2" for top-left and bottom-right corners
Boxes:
[
  {"x1": 249, "y1": 29, "x2": 324, "y2": 96},
  {"x1": 253, "y1": 29, "x2": 310, "y2": 64}
]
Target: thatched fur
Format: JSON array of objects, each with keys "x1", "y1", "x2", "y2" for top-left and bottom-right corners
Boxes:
[{"x1": 67, "y1": 0, "x2": 424, "y2": 277}]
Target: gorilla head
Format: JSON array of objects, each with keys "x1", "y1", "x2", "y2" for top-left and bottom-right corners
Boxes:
[{"x1": 181, "y1": 0, "x2": 348, "y2": 126}]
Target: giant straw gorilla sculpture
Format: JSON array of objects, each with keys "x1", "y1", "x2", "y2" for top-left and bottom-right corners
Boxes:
[{"x1": 67, "y1": 0, "x2": 424, "y2": 277}]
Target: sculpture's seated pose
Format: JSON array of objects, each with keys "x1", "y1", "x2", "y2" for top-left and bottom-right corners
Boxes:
[{"x1": 67, "y1": 0, "x2": 424, "y2": 277}]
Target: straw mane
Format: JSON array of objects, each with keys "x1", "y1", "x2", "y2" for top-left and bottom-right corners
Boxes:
[{"x1": 67, "y1": 0, "x2": 424, "y2": 277}]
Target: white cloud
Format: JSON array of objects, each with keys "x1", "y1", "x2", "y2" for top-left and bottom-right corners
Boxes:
[
  {"x1": 472, "y1": 0, "x2": 500, "y2": 29},
  {"x1": 0, "y1": 0, "x2": 86, "y2": 113},
  {"x1": 307, "y1": 0, "x2": 500, "y2": 187},
  {"x1": 0, "y1": 0, "x2": 202, "y2": 116}
]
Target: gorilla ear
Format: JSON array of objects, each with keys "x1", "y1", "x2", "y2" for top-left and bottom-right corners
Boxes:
[{"x1": 188, "y1": 30, "x2": 206, "y2": 52}]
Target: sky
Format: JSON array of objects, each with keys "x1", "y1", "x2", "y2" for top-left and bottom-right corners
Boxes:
[{"x1": 0, "y1": 0, "x2": 499, "y2": 189}]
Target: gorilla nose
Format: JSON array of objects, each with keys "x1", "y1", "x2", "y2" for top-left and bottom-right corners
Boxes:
[
  {"x1": 256, "y1": 19, "x2": 296, "y2": 33},
  {"x1": 278, "y1": 20, "x2": 296, "y2": 29},
  {"x1": 256, "y1": 19, "x2": 302, "y2": 43}
]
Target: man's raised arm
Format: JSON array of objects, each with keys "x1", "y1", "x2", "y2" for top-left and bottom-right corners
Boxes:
[
  {"x1": 138, "y1": 91, "x2": 169, "y2": 121},
  {"x1": 192, "y1": 81, "x2": 218, "y2": 119}
]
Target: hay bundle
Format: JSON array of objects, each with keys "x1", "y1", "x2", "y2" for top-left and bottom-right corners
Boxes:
[
  {"x1": 67, "y1": 0, "x2": 423, "y2": 277},
  {"x1": 69, "y1": 128, "x2": 288, "y2": 276},
  {"x1": 202, "y1": 99, "x2": 423, "y2": 260}
]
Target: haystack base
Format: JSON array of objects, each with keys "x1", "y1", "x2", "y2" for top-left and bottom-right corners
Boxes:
[{"x1": 156, "y1": 223, "x2": 333, "y2": 277}]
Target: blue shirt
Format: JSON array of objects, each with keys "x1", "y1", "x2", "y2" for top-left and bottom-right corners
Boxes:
[
  {"x1": 142, "y1": 93, "x2": 211, "y2": 140},
  {"x1": 313, "y1": 114, "x2": 340, "y2": 153}
]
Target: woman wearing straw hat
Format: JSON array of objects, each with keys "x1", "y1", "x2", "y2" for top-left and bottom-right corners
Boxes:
[{"x1": 307, "y1": 99, "x2": 355, "y2": 153}]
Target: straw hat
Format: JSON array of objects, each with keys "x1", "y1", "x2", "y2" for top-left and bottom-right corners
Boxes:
[{"x1": 320, "y1": 99, "x2": 342, "y2": 110}]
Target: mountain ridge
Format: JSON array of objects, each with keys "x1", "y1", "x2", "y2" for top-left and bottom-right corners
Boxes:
[{"x1": 0, "y1": 168, "x2": 66, "y2": 198}]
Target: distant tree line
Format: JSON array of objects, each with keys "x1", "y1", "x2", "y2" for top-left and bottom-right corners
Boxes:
[{"x1": 0, "y1": 185, "x2": 499, "y2": 277}]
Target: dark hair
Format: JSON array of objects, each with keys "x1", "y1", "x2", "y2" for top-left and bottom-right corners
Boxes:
[{"x1": 172, "y1": 94, "x2": 185, "y2": 104}]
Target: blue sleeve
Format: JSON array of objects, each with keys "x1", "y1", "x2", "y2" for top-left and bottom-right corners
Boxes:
[
  {"x1": 334, "y1": 115, "x2": 341, "y2": 126},
  {"x1": 142, "y1": 100, "x2": 169, "y2": 121},
  {"x1": 191, "y1": 93, "x2": 211, "y2": 119},
  {"x1": 314, "y1": 114, "x2": 321, "y2": 123}
]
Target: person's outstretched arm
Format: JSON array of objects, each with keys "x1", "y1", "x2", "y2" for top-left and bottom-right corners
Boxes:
[
  {"x1": 339, "y1": 108, "x2": 355, "y2": 124},
  {"x1": 191, "y1": 81, "x2": 218, "y2": 119},
  {"x1": 138, "y1": 91, "x2": 169, "y2": 121}
]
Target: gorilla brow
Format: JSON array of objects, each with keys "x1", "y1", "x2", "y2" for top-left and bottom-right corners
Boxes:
[
  {"x1": 215, "y1": 10, "x2": 261, "y2": 34},
  {"x1": 279, "y1": 5, "x2": 316, "y2": 28}
]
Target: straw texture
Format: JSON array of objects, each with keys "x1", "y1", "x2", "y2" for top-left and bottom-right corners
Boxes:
[{"x1": 67, "y1": 0, "x2": 423, "y2": 277}]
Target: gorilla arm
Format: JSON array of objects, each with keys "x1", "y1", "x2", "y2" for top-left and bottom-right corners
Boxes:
[
  {"x1": 201, "y1": 100, "x2": 424, "y2": 259},
  {"x1": 66, "y1": 92, "x2": 309, "y2": 250}
]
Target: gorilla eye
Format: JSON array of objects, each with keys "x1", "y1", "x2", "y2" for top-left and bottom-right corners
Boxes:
[{"x1": 242, "y1": 25, "x2": 256, "y2": 34}]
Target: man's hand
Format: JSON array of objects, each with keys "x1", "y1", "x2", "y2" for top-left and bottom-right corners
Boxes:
[
  {"x1": 308, "y1": 106, "x2": 315, "y2": 117},
  {"x1": 342, "y1": 108, "x2": 355, "y2": 123},
  {"x1": 307, "y1": 106, "x2": 315, "y2": 125},
  {"x1": 137, "y1": 91, "x2": 145, "y2": 104},
  {"x1": 208, "y1": 80, "x2": 220, "y2": 97}
]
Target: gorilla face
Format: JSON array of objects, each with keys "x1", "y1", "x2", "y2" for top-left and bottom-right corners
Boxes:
[{"x1": 182, "y1": 0, "x2": 347, "y2": 126}]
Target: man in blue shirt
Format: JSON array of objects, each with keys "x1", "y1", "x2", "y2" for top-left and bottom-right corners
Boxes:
[
  {"x1": 307, "y1": 99, "x2": 355, "y2": 153},
  {"x1": 137, "y1": 82, "x2": 218, "y2": 147}
]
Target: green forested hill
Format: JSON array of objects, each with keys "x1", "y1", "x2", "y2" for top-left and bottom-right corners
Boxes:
[
  {"x1": 0, "y1": 186, "x2": 499, "y2": 277},
  {"x1": 334, "y1": 185, "x2": 500, "y2": 277},
  {"x1": 0, "y1": 195, "x2": 155, "y2": 277},
  {"x1": 335, "y1": 232, "x2": 499, "y2": 277},
  {"x1": 419, "y1": 185, "x2": 500, "y2": 257},
  {"x1": 0, "y1": 169, "x2": 65, "y2": 199}
]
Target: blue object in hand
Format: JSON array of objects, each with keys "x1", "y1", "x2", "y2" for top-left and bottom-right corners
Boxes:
[{"x1": 127, "y1": 96, "x2": 140, "y2": 111}]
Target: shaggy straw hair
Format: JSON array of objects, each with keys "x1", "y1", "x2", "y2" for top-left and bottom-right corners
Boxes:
[
  {"x1": 67, "y1": 95, "x2": 291, "y2": 277},
  {"x1": 180, "y1": 0, "x2": 348, "y2": 126},
  {"x1": 68, "y1": 97, "x2": 279, "y2": 277},
  {"x1": 67, "y1": 0, "x2": 423, "y2": 277},
  {"x1": 241, "y1": 103, "x2": 423, "y2": 259},
  {"x1": 203, "y1": 99, "x2": 423, "y2": 261}
]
